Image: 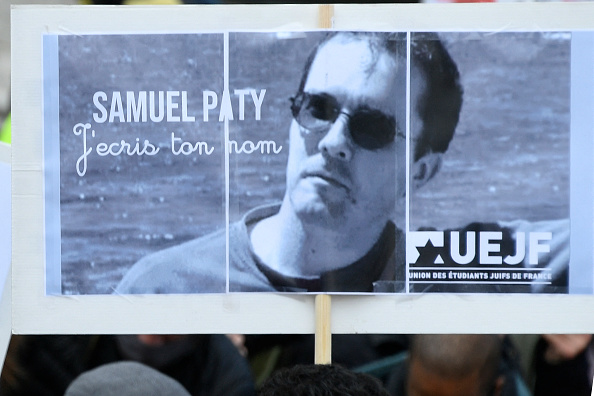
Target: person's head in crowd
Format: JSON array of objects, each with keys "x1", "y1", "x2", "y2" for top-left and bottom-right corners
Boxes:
[
  {"x1": 406, "y1": 334, "x2": 504, "y2": 396},
  {"x1": 258, "y1": 364, "x2": 391, "y2": 396},
  {"x1": 63, "y1": 361, "x2": 191, "y2": 396}
]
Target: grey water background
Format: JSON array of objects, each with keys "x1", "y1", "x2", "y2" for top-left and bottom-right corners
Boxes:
[
  {"x1": 58, "y1": 34, "x2": 226, "y2": 294},
  {"x1": 55, "y1": 32, "x2": 570, "y2": 294},
  {"x1": 413, "y1": 32, "x2": 570, "y2": 230}
]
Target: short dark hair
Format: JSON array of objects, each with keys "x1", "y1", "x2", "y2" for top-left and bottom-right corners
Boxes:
[
  {"x1": 411, "y1": 33, "x2": 463, "y2": 161},
  {"x1": 296, "y1": 31, "x2": 406, "y2": 95},
  {"x1": 410, "y1": 334, "x2": 502, "y2": 395},
  {"x1": 296, "y1": 31, "x2": 462, "y2": 162},
  {"x1": 258, "y1": 364, "x2": 391, "y2": 396}
]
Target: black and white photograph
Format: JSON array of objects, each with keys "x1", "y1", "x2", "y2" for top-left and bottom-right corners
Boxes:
[
  {"x1": 46, "y1": 34, "x2": 226, "y2": 294},
  {"x1": 112, "y1": 31, "x2": 409, "y2": 294},
  {"x1": 44, "y1": 30, "x2": 576, "y2": 295},
  {"x1": 227, "y1": 32, "x2": 407, "y2": 293},
  {"x1": 408, "y1": 32, "x2": 571, "y2": 293}
]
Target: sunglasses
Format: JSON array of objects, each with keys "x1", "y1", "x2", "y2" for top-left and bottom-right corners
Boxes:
[{"x1": 290, "y1": 92, "x2": 402, "y2": 150}]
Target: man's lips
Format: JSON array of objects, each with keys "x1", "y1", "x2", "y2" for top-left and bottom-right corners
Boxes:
[{"x1": 301, "y1": 171, "x2": 350, "y2": 192}]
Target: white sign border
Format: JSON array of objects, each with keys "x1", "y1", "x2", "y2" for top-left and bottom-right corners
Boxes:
[
  {"x1": 11, "y1": 3, "x2": 594, "y2": 334},
  {"x1": 0, "y1": 142, "x2": 11, "y2": 370}
]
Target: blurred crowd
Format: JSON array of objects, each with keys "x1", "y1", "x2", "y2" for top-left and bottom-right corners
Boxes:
[{"x1": 0, "y1": 333, "x2": 592, "y2": 395}]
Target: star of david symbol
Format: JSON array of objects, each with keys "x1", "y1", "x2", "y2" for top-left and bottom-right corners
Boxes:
[{"x1": 415, "y1": 240, "x2": 445, "y2": 265}]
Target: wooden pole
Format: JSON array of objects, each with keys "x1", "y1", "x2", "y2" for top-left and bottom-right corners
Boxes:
[
  {"x1": 318, "y1": 4, "x2": 334, "y2": 29},
  {"x1": 314, "y1": 294, "x2": 332, "y2": 364},
  {"x1": 313, "y1": 5, "x2": 335, "y2": 367}
]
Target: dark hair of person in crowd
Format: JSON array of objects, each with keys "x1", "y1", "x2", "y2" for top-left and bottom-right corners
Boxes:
[{"x1": 258, "y1": 364, "x2": 391, "y2": 396}]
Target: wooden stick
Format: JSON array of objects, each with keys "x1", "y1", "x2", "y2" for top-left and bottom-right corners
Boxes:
[
  {"x1": 314, "y1": 294, "x2": 332, "y2": 364},
  {"x1": 318, "y1": 4, "x2": 334, "y2": 29},
  {"x1": 312, "y1": 4, "x2": 334, "y2": 367}
]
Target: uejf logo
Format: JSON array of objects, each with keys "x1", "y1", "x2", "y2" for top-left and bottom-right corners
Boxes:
[{"x1": 408, "y1": 231, "x2": 552, "y2": 266}]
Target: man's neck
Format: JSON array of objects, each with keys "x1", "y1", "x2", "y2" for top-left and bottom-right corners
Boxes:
[{"x1": 250, "y1": 199, "x2": 386, "y2": 278}]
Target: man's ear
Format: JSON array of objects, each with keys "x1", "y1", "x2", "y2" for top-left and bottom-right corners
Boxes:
[{"x1": 412, "y1": 152, "x2": 442, "y2": 191}]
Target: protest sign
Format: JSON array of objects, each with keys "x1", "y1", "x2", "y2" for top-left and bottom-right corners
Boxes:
[{"x1": 11, "y1": 4, "x2": 594, "y2": 333}]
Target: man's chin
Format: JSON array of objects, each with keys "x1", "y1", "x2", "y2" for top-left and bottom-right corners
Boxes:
[{"x1": 290, "y1": 192, "x2": 346, "y2": 226}]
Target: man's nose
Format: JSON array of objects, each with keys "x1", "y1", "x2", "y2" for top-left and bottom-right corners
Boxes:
[{"x1": 317, "y1": 114, "x2": 353, "y2": 161}]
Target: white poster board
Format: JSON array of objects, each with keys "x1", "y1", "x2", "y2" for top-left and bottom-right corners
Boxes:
[
  {"x1": 11, "y1": 3, "x2": 594, "y2": 334},
  {"x1": 0, "y1": 142, "x2": 11, "y2": 368}
]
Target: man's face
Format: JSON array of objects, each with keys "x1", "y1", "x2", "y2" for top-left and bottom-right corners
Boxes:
[{"x1": 285, "y1": 36, "x2": 406, "y2": 233}]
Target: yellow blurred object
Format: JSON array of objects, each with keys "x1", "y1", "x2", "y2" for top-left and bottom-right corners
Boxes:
[
  {"x1": 79, "y1": 0, "x2": 182, "y2": 4},
  {"x1": 125, "y1": 0, "x2": 182, "y2": 3},
  {"x1": 0, "y1": 114, "x2": 10, "y2": 145}
]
